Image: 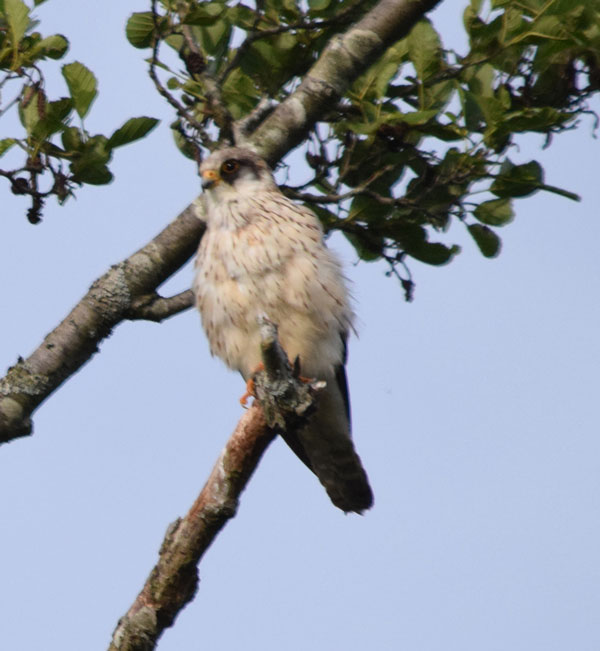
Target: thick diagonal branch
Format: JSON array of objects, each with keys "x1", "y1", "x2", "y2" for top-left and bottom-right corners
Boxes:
[
  {"x1": 0, "y1": 0, "x2": 442, "y2": 445},
  {"x1": 109, "y1": 403, "x2": 272, "y2": 651},
  {"x1": 0, "y1": 205, "x2": 204, "y2": 443},
  {"x1": 108, "y1": 321, "x2": 322, "y2": 651},
  {"x1": 250, "y1": 0, "x2": 442, "y2": 163}
]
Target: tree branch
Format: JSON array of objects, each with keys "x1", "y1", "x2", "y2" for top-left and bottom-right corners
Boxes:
[
  {"x1": 126, "y1": 290, "x2": 195, "y2": 322},
  {"x1": 0, "y1": 204, "x2": 204, "y2": 444},
  {"x1": 108, "y1": 319, "x2": 324, "y2": 651},
  {"x1": 0, "y1": 0, "x2": 441, "y2": 444},
  {"x1": 109, "y1": 402, "x2": 272, "y2": 651},
  {"x1": 248, "y1": 0, "x2": 443, "y2": 162}
]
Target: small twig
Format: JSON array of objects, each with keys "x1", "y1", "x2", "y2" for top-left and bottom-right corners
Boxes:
[
  {"x1": 282, "y1": 164, "x2": 398, "y2": 205},
  {"x1": 148, "y1": 0, "x2": 211, "y2": 148},
  {"x1": 126, "y1": 290, "x2": 195, "y2": 322},
  {"x1": 384, "y1": 252, "x2": 414, "y2": 302},
  {"x1": 180, "y1": 24, "x2": 234, "y2": 142},
  {"x1": 0, "y1": 92, "x2": 20, "y2": 118}
]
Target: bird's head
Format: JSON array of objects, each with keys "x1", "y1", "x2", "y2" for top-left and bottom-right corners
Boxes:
[{"x1": 199, "y1": 147, "x2": 277, "y2": 201}]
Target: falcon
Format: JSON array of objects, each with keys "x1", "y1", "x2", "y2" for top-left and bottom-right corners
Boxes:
[{"x1": 193, "y1": 147, "x2": 373, "y2": 514}]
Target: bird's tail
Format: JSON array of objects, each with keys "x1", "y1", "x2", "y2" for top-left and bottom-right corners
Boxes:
[{"x1": 280, "y1": 370, "x2": 373, "y2": 514}]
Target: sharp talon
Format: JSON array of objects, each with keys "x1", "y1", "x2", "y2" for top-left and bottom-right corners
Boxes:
[
  {"x1": 239, "y1": 363, "x2": 265, "y2": 407},
  {"x1": 240, "y1": 378, "x2": 255, "y2": 407}
]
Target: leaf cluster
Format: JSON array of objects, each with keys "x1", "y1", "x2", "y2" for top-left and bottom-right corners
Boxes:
[
  {"x1": 0, "y1": 0, "x2": 158, "y2": 222},
  {"x1": 3, "y1": 0, "x2": 599, "y2": 278},
  {"x1": 122, "y1": 0, "x2": 599, "y2": 294},
  {"x1": 125, "y1": 0, "x2": 369, "y2": 157},
  {"x1": 288, "y1": 0, "x2": 596, "y2": 281}
]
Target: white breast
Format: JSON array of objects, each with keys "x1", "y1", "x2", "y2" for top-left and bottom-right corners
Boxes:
[{"x1": 194, "y1": 191, "x2": 353, "y2": 379}]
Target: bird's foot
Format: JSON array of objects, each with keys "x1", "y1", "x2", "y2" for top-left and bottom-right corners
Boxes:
[
  {"x1": 239, "y1": 363, "x2": 265, "y2": 407},
  {"x1": 291, "y1": 355, "x2": 314, "y2": 385}
]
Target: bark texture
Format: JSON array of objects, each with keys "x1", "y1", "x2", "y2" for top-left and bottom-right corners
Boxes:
[
  {"x1": 109, "y1": 403, "x2": 272, "y2": 651},
  {"x1": 109, "y1": 320, "x2": 323, "y2": 651},
  {"x1": 0, "y1": 205, "x2": 204, "y2": 443}
]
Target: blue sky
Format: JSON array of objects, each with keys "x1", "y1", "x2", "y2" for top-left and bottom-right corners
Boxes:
[{"x1": 1, "y1": 2, "x2": 599, "y2": 650}]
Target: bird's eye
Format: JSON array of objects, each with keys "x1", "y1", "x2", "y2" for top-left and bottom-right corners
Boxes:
[{"x1": 221, "y1": 160, "x2": 239, "y2": 175}]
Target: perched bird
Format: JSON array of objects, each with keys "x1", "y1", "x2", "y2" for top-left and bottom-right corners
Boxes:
[{"x1": 193, "y1": 147, "x2": 373, "y2": 513}]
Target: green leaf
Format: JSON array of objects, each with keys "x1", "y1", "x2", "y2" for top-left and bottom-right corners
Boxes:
[
  {"x1": 18, "y1": 87, "x2": 43, "y2": 133},
  {"x1": 165, "y1": 33, "x2": 184, "y2": 52},
  {"x1": 72, "y1": 163, "x2": 113, "y2": 185},
  {"x1": 126, "y1": 12, "x2": 156, "y2": 49},
  {"x1": 464, "y1": 13, "x2": 503, "y2": 55},
  {"x1": 491, "y1": 159, "x2": 543, "y2": 198},
  {"x1": 425, "y1": 121, "x2": 467, "y2": 141},
  {"x1": 222, "y1": 68, "x2": 260, "y2": 120},
  {"x1": 195, "y1": 19, "x2": 231, "y2": 59},
  {"x1": 474, "y1": 198, "x2": 514, "y2": 226},
  {"x1": 390, "y1": 220, "x2": 460, "y2": 265},
  {"x1": 107, "y1": 117, "x2": 159, "y2": 148},
  {"x1": 343, "y1": 229, "x2": 384, "y2": 262},
  {"x1": 241, "y1": 31, "x2": 306, "y2": 94},
  {"x1": 352, "y1": 40, "x2": 407, "y2": 102},
  {"x1": 424, "y1": 79, "x2": 455, "y2": 111},
  {"x1": 490, "y1": 159, "x2": 578, "y2": 202},
  {"x1": 4, "y1": 0, "x2": 30, "y2": 45},
  {"x1": 228, "y1": 4, "x2": 256, "y2": 29},
  {"x1": 172, "y1": 124, "x2": 197, "y2": 160},
  {"x1": 348, "y1": 193, "x2": 392, "y2": 224},
  {"x1": 407, "y1": 19, "x2": 442, "y2": 82},
  {"x1": 459, "y1": 88, "x2": 485, "y2": 132},
  {"x1": 474, "y1": 94, "x2": 505, "y2": 126},
  {"x1": 409, "y1": 242, "x2": 461, "y2": 265},
  {"x1": 183, "y1": 2, "x2": 224, "y2": 25},
  {"x1": 62, "y1": 62, "x2": 97, "y2": 119},
  {"x1": 61, "y1": 126, "x2": 83, "y2": 152},
  {"x1": 0, "y1": 137, "x2": 17, "y2": 158},
  {"x1": 308, "y1": 0, "x2": 332, "y2": 11},
  {"x1": 265, "y1": 0, "x2": 301, "y2": 21},
  {"x1": 70, "y1": 134, "x2": 113, "y2": 183},
  {"x1": 35, "y1": 33, "x2": 69, "y2": 59},
  {"x1": 466, "y1": 62, "x2": 495, "y2": 97},
  {"x1": 504, "y1": 107, "x2": 571, "y2": 133},
  {"x1": 32, "y1": 97, "x2": 73, "y2": 140},
  {"x1": 468, "y1": 223, "x2": 502, "y2": 258},
  {"x1": 389, "y1": 109, "x2": 438, "y2": 125}
]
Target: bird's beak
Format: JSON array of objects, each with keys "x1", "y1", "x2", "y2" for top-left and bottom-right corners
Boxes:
[{"x1": 201, "y1": 169, "x2": 220, "y2": 190}]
